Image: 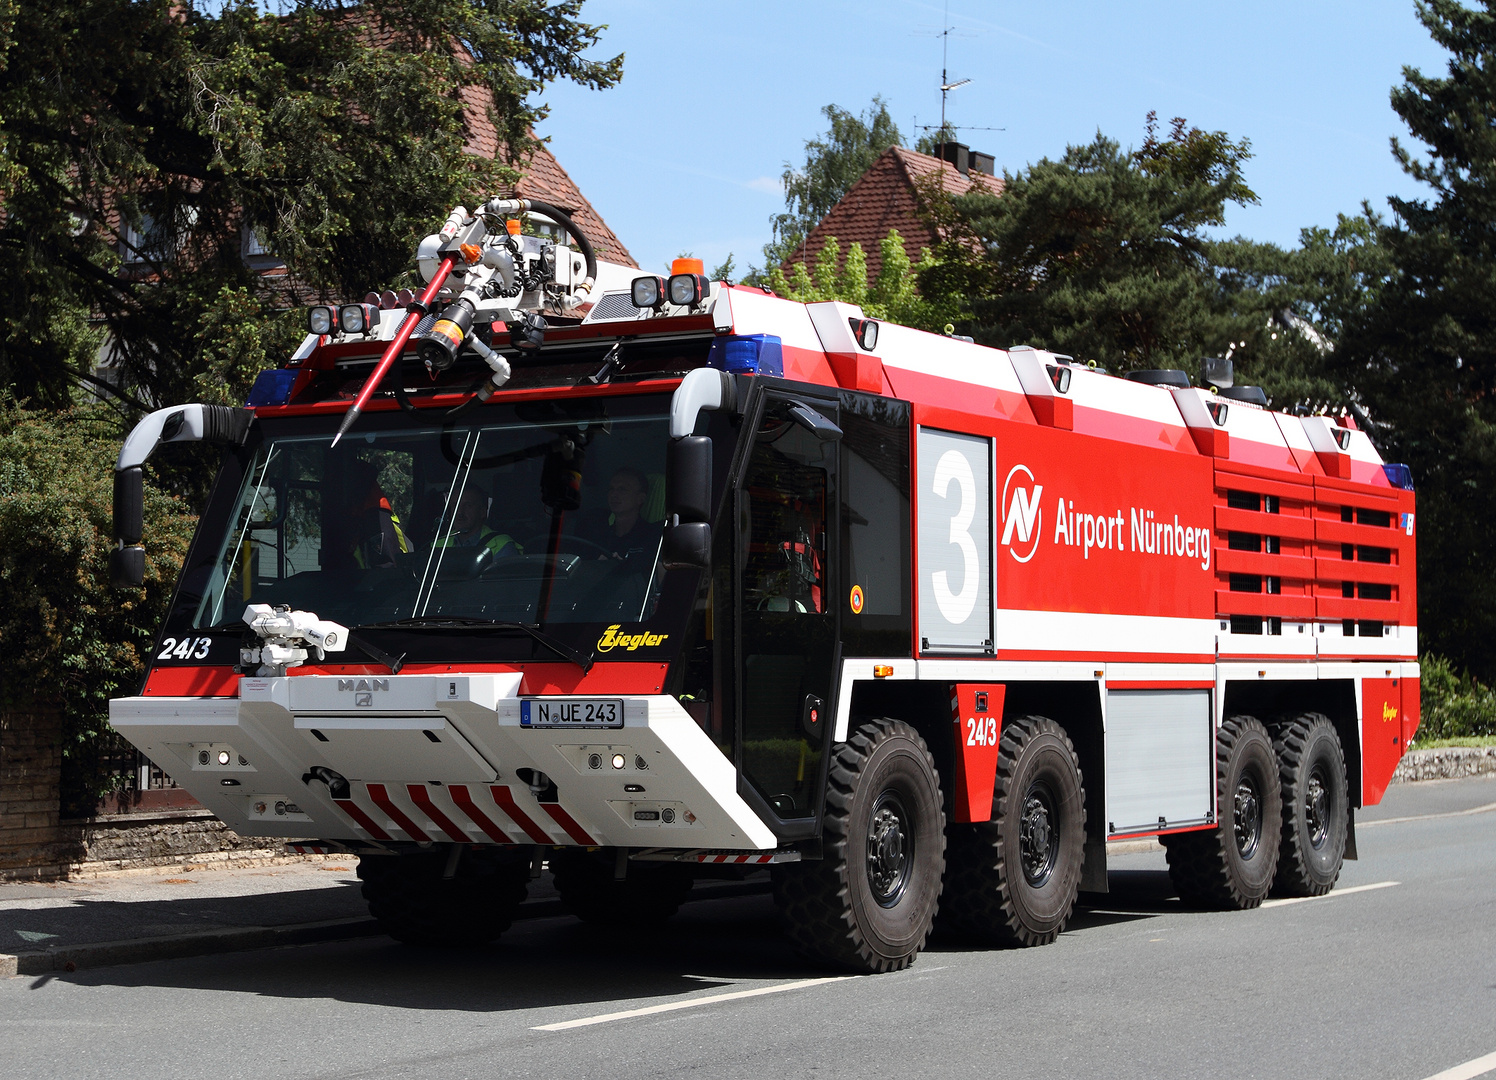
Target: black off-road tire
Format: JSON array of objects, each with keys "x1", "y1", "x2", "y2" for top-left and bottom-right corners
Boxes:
[
  {"x1": 942, "y1": 715, "x2": 1086, "y2": 947},
  {"x1": 357, "y1": 847, "x2": 529, "y2": 946},
  {"x1": 772, "y1": 718, "x2": 945, "y2": 974},
  {"x1": 551, "y1": 849, "x2": 696, "y2": 924},
  {"x1": 1271, "y1": 713, "x2": 1348, "y2": 897},
  {"x1": 1162, "y1": 714, "x2": 1281, "y2": 910}
]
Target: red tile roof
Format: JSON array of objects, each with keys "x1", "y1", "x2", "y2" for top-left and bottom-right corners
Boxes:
[
  {"x1": 461, "y1": 86, "x2": 635, "y2": 267},
  {"x1": 783, "y1": 146, "x2": 1001, "y2": 282}
]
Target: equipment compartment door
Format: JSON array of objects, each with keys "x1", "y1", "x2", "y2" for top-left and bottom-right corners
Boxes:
[
  {"x1": 916, "y1": 428, "x2": 994, "y2": 654},
  {"x1": 735, "y1": 393, "x2": 839, "y2": 835},
  {"x1": 1104, "y1": 689, "x2": 1213, "y2": 835}
]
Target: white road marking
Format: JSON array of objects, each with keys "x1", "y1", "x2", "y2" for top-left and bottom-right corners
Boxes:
[
  {"x1": 1418, "y1": 1049, "x2": 1496, "y2": 1080},
  {"x1": 1361, "y1": 802, "x2": 1496, "y2": 828},
  {"x1": 1260, "y1": 880, "x2": 1399, "y2": 908},
  {"x1": 533, "y1": 976, "x2": 857, "y2": 1031}
]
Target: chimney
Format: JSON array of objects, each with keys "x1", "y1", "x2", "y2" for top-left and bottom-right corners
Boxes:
[
  {"x1": 969, "y1": 150, "x2": 995, "y2": 177},
  {"x1": 934, "y1": 141, "x2": 970, "y2": 176}
]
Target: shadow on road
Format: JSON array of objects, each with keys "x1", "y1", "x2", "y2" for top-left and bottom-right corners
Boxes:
[{"x1": 28, "y1": 868, "x2": 1192, "y2": 1012}]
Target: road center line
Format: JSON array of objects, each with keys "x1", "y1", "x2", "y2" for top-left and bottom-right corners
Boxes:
[
  {"x1": 1261, "y1": 880, "x2": 1399, "y2": 908},
  {"x1": 533, "y1": 976, "x2": 857, "y2": 1032},
  {"x1": 1417, "y1": 1048, "x2": 1496, "y2": 1080},
  {"x1": 1361, "y1": 802, "x2": 1496, "y2": 828}
]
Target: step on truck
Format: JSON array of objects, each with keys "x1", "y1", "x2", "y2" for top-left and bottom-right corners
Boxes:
[{"x1": 108, "y1": 199, "x2": 1420, "y2": 973}]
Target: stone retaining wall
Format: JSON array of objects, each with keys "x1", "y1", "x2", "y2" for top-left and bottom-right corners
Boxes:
[
  {"x1": 0, "y1": 705, "x2": 78, "y2": 880},
  {"x1": 63, "y1": 811, "x2": 307, "y2": 876},
  {"x1": 1393, "y1": 746, "x2": 1496, "y2": 784}
]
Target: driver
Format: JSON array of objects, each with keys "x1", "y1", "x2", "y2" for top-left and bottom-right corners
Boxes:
[
  {"x1": 588, "y1": 466, "x2": 659, "y2": 561},
  {"x1": 434, "y1": 486, "x2": 521, "y2": 559}
]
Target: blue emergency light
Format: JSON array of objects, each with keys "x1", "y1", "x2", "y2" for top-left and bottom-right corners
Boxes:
[
  {"x1": 709, "y1": 334, "x2": 783, "y2": 377},
  {"x1": 246, "y1": 368, "x2": 298, "y2": 407}
]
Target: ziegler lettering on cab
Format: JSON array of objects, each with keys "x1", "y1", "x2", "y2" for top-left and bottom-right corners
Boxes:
[{"x1": 596, "y1": 625, "x2": 669, "y2": 653}]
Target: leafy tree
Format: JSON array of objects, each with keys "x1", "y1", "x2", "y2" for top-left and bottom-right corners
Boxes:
[
  {"x1": 763, "y1": 229, "x2": 961, "y2": 333},
  {"x1": 761, "y1": 97, "x2": 904, "y2": 271},
  {"x1": 921, "y1": 115, "x2": 1261, "y2": 371},
  {"x1": 1335, "y1": 0, "x2": 1496, "y2": 681},
  {"x1": 0, "y1": 0, "x2": 622, "y2": 411}
]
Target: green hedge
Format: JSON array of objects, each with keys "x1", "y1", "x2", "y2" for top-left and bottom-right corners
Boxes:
[
  {"x1": 0, "y1": 400, "x2": 199, "y2": 814},
  {"x1": 1415, "y1": 653, "x2": 1496, "y2": 745}
]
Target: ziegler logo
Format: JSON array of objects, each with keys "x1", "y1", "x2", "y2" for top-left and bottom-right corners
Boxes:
[
  {"x1": 1383, "y1": 701, "x2": 1399, "y2": 723},
  {"x1": 1000, "y1": 464, "x2": 1044, "y2": 563},
  {"x1": 339, "y1": 678, "x2": 389, "y2": 708},
  {"x1": 597, "y1": 625, "x2": 668, "y2": 653}
]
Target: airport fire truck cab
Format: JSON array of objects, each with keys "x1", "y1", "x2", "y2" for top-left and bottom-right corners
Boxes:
[{"x1": 108, "y1": 200, "x2": 1419, "y2": 973}]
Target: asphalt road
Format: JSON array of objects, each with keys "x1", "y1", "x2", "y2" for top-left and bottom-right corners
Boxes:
[{"x1": 3, "y1": 775, "x2": 1493, "y2": 1080}]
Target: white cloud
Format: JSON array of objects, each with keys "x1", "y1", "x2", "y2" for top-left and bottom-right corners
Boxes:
[{"x1": 744, "y1": 176, "x2": 783, "y2": 195}]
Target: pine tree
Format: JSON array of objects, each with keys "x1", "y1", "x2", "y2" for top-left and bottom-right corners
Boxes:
[{"x1": 1337, "y1": 0, "x2": 1496, "y2": 680}]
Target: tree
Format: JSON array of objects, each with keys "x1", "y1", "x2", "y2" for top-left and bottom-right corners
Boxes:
[
  {"x1": 1335, "y1": 0, "x2": 1496, "y2": 681},
  {"x1": 762, "y1": 229, "x2": 961, "y2": 333},
  {"x1": 0, "y1": 0, "x2": 623, "y2": 411},
  {"x1": 761, "y1": 97, "x2": 904, "y2": 272},
  {"x1": 922, "y1": 115, "x2": 1260, "y2": 371}
]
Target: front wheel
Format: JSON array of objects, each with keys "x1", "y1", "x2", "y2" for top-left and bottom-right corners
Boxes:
[
  {"x1": 773, "y1": 718, "x2": 945, "y2": 973},
  {"x1": 357, "y1": 847, "x2": 529, "y2": 946}
]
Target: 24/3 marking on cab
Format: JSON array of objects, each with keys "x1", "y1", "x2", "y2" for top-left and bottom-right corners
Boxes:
[{"x1": 157, "y1": 637, "x2": 211, "y2": 661}]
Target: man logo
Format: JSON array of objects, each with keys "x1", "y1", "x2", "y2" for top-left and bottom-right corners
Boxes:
[
  {"x1": 1000, "y1": 464, "x2": 1044, "y2": 563},
  {"x1": 339, "y1": 678, "x2": 388, "y2": 707}
]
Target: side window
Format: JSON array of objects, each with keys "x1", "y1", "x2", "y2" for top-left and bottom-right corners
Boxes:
[
  {"x1": 741, "y1": 424, "x2": 828, "y2": 615},
  {"x1": 840, "y1": 396, "x2": 911, "y2": 655}
]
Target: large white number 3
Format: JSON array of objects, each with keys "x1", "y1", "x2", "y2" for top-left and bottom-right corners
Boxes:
[{"x1": 932, "y1": 449, "x2": 979, "y2": 624}]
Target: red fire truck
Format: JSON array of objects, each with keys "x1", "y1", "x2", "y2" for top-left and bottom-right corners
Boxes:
[{"x1": 108, "y1": 200, "x2": 1419, "y2": 973}]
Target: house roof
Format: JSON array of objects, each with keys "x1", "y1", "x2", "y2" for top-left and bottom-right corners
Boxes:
[
  {"x1": 461, "y1": 86, "x2": 636, "y2": 267},
  {"x1": 784, "y1": 146, "x2": 1001, "y2": 283}
]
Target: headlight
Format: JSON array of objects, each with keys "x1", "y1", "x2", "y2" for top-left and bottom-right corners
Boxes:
[
  {"x1": 849, "y1": 317, "x2": 879, "y2": 351},
  {"x1": 339, "y1": 303, "x2": 379, "y2": 335},
  {"x1": 631, "y1": 275, "x2": 667, "y2": 309},
  {"x1": 307, "y1": 305, "x2": 337, "y2": 335},
  {"x1": 668, "y1": 273, "x2": 707, "y2": 306}
]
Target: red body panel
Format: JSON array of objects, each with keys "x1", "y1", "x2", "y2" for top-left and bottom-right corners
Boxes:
[
  {"x1": 950, "y1": 684, "x2": 1006, "y2": 823},
  {"x1": 1361, "y1": 677, "x2": 1405, "y2": 805}
]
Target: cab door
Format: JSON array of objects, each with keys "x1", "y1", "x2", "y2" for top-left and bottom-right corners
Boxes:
[{"x1": 734, "y1": 390, "x2": 840, "y2": 840}]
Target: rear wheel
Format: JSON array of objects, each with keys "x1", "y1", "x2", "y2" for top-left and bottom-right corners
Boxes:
[
  {"x1": 772, "y1": 717, "x2": 945, "y2": 973},
  {"x1": 1163, "y1": 714, "x2": 1281, "y2": 909},
  {"x1": 1272, "y1": 713, "x2": 1348, "y2": 897},
  {"x1": 943, "y1": 715, "x2": 1086, "y2": 947},
  {"x1": 357, "y1": 847, "x2": 529, "y2": 946},
  {"x1": 551, "y1": 849, "x2": 696, "y2": 924}
]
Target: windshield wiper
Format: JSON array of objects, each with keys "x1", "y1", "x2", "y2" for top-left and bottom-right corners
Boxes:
[{"x1": 357, "y1": 617, "x2": 594, "y2": 672}]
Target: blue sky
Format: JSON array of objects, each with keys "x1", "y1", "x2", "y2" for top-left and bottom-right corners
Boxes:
[{"x1": 535, "y1": 0, "x2": 1450, "y2": 275}]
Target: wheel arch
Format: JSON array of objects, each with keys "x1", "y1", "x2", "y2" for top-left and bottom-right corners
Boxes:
[{"x1": 1221, "y1": 679, "x2": 1361, "y2": 806}]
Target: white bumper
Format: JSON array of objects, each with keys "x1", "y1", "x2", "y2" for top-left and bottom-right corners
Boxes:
[{"x1": 109, "y1": 674, "x2": 775, "y2": 851}]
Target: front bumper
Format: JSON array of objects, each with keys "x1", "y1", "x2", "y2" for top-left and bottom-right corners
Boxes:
[{"x1": 109, "y1": 673, "x2": 776, "y2": 851}]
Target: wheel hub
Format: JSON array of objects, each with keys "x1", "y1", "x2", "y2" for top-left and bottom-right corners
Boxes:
[
  {"x1": 1234, "y1": 773, "x2": 1261, "y2": 858},
  {"x1": 1305, "y1": 767, "x2": 1330, "y2": 849},
  {"x1": 1020, "y1": 783, "x2": 1058, "y2": 887},
  {"x1": 866, "y1": 794, "x2": 911, "y2": 907}
]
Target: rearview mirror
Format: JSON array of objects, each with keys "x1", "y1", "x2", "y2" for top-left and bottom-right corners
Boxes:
[
  {"x1": 663, "y1": 521, "x2": 711, "y2": 570},
  {"x1": 667, "y1": 436, "x2": 712, "y2": 523}
]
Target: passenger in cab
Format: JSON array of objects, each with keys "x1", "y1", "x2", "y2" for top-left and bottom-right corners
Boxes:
[
  {"x1": 435, "y1": 486, "x2": 521, "y2": 560},
  {"x1": 341, "y1": 460, "x2": 410, "y2": 570}
]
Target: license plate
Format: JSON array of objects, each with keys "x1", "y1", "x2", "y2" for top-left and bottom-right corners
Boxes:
[{"x1": 520, "y1": 698, "x2": 624, "y2": 729}]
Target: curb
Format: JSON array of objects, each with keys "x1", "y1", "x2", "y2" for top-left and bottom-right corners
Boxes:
[
  {"x1": 0, "y1": 880, "x2": 774, "y2": 978},
  {"x1": 0, "y1": 916, "x2": 381, "y2": 977}
]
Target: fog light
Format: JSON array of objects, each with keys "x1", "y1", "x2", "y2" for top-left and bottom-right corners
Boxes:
[
  {"x1": 611, "y1": 753, "x2": 626, "y2": 770},
  {"x1": 634, "y1": 755, "x2": 648, "y2": 771},
  {"x1": 588, "y1": 753, "x2": 603, "y2": 770},
  {"x1": 199, "y1": 750, "x2": 210, "y2": 765},
  {"x1": 274, "y1": 801, "x2": 287, "y2": 816},
  {"x1": 661, "y1": 807, "x2": 676, "y2": 823},
  {"x1": 217, "y1": 750, "x2": 231, "y2": 765}
]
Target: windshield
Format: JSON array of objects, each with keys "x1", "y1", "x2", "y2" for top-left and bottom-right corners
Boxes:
[{"x1": 193, "y1": 398, "x2": 670, "y2": 631}]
